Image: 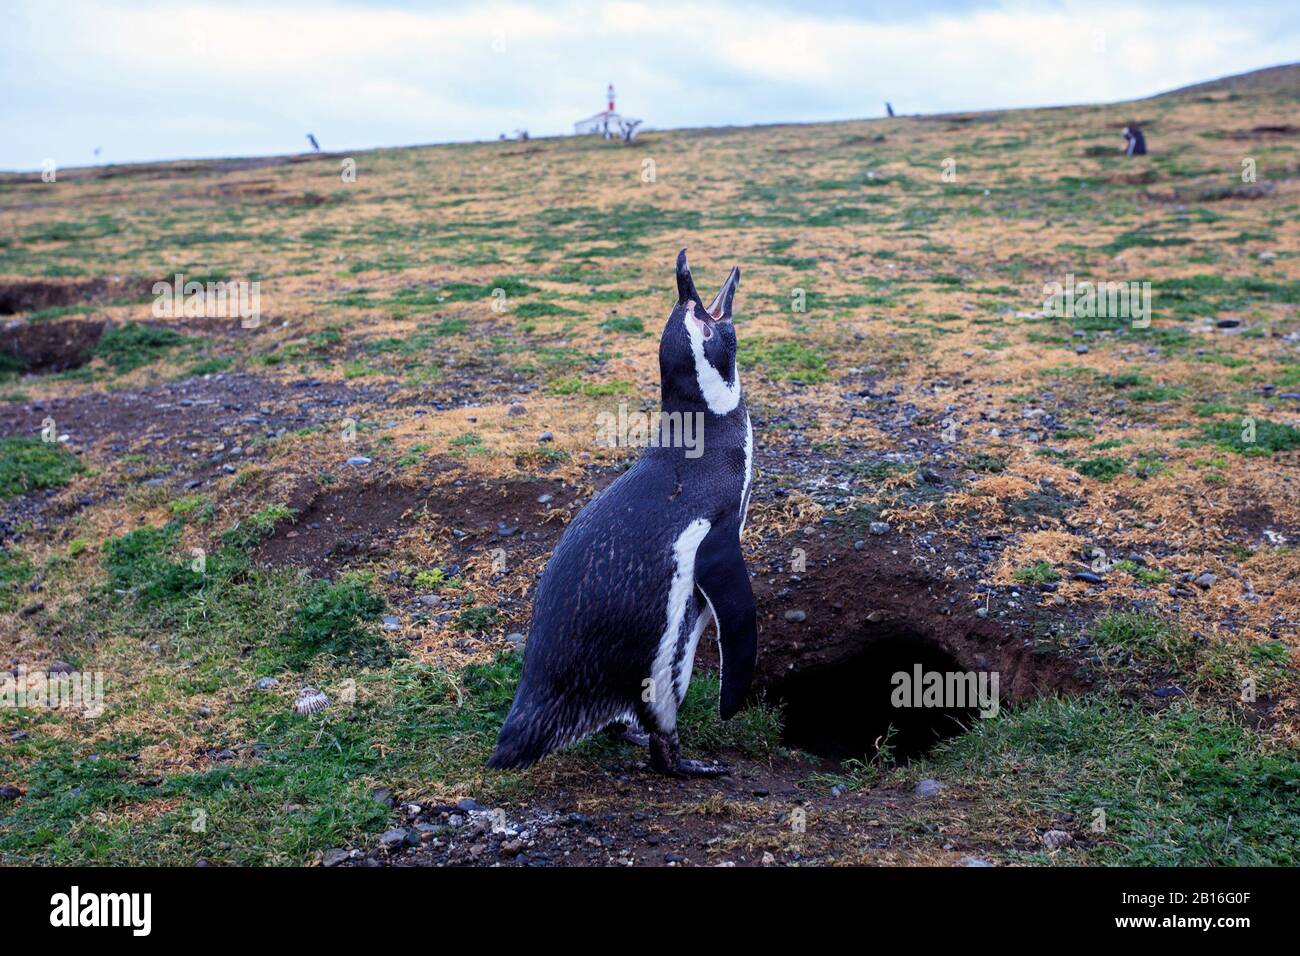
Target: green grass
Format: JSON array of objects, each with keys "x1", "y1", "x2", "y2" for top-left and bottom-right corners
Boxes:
[
  {"x1": 967, "y1": 452, "x2": 1007, "y2": 474},
  {"x1": 1014, "y1": 561, "x2": 1059, "y2": 585},
  {"x1": 282, "y1": 575, "x2": 393, "y2": 669},
  {"x1": 598, "y1": 315, "x2": 645, "y2": 334},
  {"x1": 742, "y1": 339, "x2": 829, "y2": 383},
  {"x1": 1090, "y1": 611, "x2": 1192, "y2": 670},
  {"x1": 95, "y1": 322, "x2": 189, "y2": 372},
  {"x1": 0, "y1": 437, "x2": 85, "y2": 499},
  {"x1": 1075, "y1": 455, "x2": 1127, "y2": 481},
  {"x1": 918, "y1": 696, "x2": 1300, "y2": 865},
  {"x1": 0, "y1": 547, "x2": 34, "y2": 612},
  {"x1": 1202, "y1": 418, "x2": 1300, "y2": 455}
]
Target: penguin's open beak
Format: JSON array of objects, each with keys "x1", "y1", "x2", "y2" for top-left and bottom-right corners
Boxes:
[{"x1": 707, "y1": 266, "x2": 740, "y2": 323}]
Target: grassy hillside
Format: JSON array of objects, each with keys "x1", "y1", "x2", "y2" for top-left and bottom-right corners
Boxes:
[{"x1": 1, "y1": 64, "x2": 1298, "y2": 866}]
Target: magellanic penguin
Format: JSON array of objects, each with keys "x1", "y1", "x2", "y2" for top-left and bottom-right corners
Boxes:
[
  {"x1": 1121, "y1": 124, "x2": 1146, "y2": 156},
  {"x1": 488, "y1": 250, "x2": 756, "y2": 777}
]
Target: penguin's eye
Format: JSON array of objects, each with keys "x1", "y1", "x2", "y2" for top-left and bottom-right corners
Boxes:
[{"x1": 701, "y1": 323, "x2": 713, "y2": 341}]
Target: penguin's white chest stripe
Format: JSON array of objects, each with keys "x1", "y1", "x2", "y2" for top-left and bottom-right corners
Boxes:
[
  {"x1": 651, "y1": 518, "x2": 711, "y2": 730},
  {"x1": 684, "y1": 303, "x2": 741, "y2": 416},
  {"x1": 740, "y1": 411, "x2": 753, "y2": 534}
]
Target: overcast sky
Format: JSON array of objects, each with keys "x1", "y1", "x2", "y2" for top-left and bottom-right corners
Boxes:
[{"x1": 3, "y1": 0, "x2": 1297, "y2": 170}]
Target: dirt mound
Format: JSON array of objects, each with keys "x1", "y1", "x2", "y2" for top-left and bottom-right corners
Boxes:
[
  {"x1": 0, "y1": 318, "x2": 104, "y2": 372},
  {"x1": 255, "y1": 482, "x2": 427, "y2": 573},
  {"x1": 0, "y1": 276, "x2": 153, "y2": 315},
  {"x1": 255, "y1": 474, "x2": 590, "y2": 574},
  {"x1": 695, "y1": 534, "x2": 1085, "y2": 759},
  {"x1": 1145, "y1": 180, "x2": 1277, "y2": 203}
]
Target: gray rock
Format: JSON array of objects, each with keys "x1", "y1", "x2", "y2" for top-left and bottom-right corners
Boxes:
[
  {"x1": 322, "y1": 848, "x2": 349, "y2": 867},
  {"x1": 346, "y1": 456, "x2": 371, "y2": 466},
  {"x1": 1042, "y1": 829, "x2": 1073, "y2": 849},
  {"x1": 538, "y1": 432, "x2": 554, "y2": 443},
  {"x1": 255, "y1": 677, "x2": 279, "y2": 691},
  {"x1": 381, "y1": 615, "x2": 402, "y2": 631},
  {"x1": 958, "y1": 855, "x2": 993, "y2": 867},
  {"x1": 1194, "y1": 572, "x2": 1216, "y2": 589},
  {"x1": 869, "y1": 521, "x2": 891, "y2": 536},
  {"x1": 379, "y1": 828, "x2": 408, "y2": 847},
  {"x1": 915, "y1": 778, "x2": 943, "y2": 798},
  {"x1": 783, "y1": 609, "x2": 807, "y2": 623}
]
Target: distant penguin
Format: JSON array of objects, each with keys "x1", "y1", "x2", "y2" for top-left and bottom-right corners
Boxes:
[
  {"x1": 1121, "y1": 125, "x2": 1146, "y2": 156},
  {"x1": 306, "y1": 133, "x2": 321, "y2": 152},
  {"x1": 489, "y1": 250, "x2": 757, "y2": 777},
  {"x1": 886, "y1": 102, "x2": 895, "y2": 117}
]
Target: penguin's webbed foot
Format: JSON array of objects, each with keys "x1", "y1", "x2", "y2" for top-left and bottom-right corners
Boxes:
[
  {"x1": 672, "y1": 757, "x2": 731, "y2": 778},
  {"x1": 604, "y1": 721, "x2": 650, "y2": 749},
  {"x1": 648, "y1": 731, "x2": 730, "y2": 778}
]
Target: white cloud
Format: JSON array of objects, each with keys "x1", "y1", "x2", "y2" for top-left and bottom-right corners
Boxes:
[{"x1": 1, "y1": 0, "x2": 1294, "y2": 168}]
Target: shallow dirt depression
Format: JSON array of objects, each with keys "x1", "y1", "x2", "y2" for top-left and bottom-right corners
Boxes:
[{"x1": 771, "y1": 626, "x2": 981, "y2": 761}]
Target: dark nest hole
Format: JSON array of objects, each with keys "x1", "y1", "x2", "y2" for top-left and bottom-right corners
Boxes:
[
  {"x1": 0, "y1": 319, "x2": 104, "y2": 374},
  {"x1": 774, "y1": 626, "x2": 982, "y2": 763}
]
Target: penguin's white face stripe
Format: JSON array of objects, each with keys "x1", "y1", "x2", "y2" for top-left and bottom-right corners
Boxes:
[
  {"x1": 740, "y1": 411, "x2": 754, "y2": 535},
  {"x1": 651, "y1": 517, "x2": 711, "y2": 731},
  {"x1": 683, "y1": 301, "x2": 741, "y2": 416}
]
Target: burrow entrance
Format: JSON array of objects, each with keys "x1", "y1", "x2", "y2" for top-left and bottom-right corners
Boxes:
[
  {"x1": 0, "y1": 319, "x2": 105, "y2": 374},
  {"x1": 772, "y1": 626, "x2": 982, "y2": 762}
]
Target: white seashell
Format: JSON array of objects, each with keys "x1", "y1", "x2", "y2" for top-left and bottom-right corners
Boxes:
[{"x1": 293, "y1": 688, "x2": 330, "y2": 715}]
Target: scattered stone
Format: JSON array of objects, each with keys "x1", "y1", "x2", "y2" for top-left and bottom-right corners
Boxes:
[
  {"x1": 1194, "y1": 572, "x2": 1217, "y2": 589},
  {"x1": 537, "y1": 494, "x2": 553, "y2": 504},
  {"x1": 379, "y1": 828, "x2": 408, "y2": 848},
  {"x1": 1074, "y1": 571, "x2": 1104, "y2": 584},
  {"x1": 381, "y1": 615, "x2": 402, "y2": 631},
  {"x1": 457, "y1": 798, "x2": 485, "y2": 813},
  {"x1": 958, "y1": 855, "x2": 993, "y2": 867},
  {"x1": 322, "y1": 848, "x2": 349, "y2": 867},
  {"x1": 371, "y1": 787, "x2": 394, "y2": 807},
  {"x1": 783, "y1": 609, "x2": 807, "y2": 623},
  {"x1": 346, "y1": 456, "x2": 372, "y2": 466},
  {"x1": 48, "y1": 660, "x2": 75, "y2": 674},
  {"x1": 20, "y1": 603, "x2": 45, "y2": 618},
  {"x1": 255, "y1": 677, "x2": 279, "y2": 691},
  {"x1": 761, "y1": 851, "x2": 776, "y2": 866},
  {"x1": 975, "y1": 607, "x2": 988, "y2": 619},
  {"x1": 538, "y1": 431, "x2": 554, "y2": 443},
  {"x1": 868, "y1": 521, "x2": 891, "y2": 536},
  {"x1": 508, "y1": 404, "x2": 527, "y2": 416},
  {"x1": 293, "y1": 687, "x2": 330, "y2": 715},
  {"x1": 1153, "y1": 685, "x2": 1186, "y2": 698},
  {"x1": 915, "y1": 778, "x2": 943, "y2": 798},
  {"x1": 1042, "y1": 829, "x2": 1073, "y2": 849},
  {"x1": 0, "y1": 785, "x2": 23, "y2": 800}
]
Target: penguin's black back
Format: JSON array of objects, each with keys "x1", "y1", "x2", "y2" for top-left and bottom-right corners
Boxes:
[{"x1": 489, "y1": 418, "x2": 748, "y2": 768}]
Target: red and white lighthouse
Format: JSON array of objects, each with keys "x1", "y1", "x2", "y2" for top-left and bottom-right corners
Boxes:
[{"x1": 574, "y1": 83, "x2": 642, "y2": 142}]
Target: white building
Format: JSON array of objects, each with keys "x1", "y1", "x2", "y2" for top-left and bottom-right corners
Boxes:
[{"x1": 574, "y1": 84, "x2": 642, "y2": 142}]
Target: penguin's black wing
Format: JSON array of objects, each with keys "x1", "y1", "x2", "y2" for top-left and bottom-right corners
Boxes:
[{"x1": 694, "y1": 518, "x2": 757, "y2": 719}]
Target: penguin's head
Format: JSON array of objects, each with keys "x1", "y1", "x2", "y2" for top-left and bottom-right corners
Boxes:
[{"x1": 659, "y1": 249, "x2": 742, "y2": 414}]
